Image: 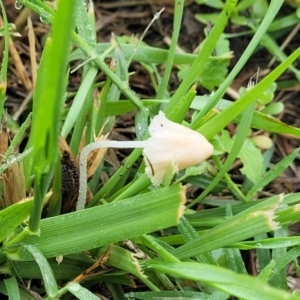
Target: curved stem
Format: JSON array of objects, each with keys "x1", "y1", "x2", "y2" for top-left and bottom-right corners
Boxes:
[{"x1": 77, "y1": 140, "x2": 145, "y2": 210}]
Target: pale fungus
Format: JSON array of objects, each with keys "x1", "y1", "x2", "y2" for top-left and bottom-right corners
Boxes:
[{"x1": 76, "y1": 111, "x2": 214, "y2": 210}]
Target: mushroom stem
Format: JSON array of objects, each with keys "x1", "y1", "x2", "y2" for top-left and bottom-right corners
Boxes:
[{"x1": 77, "y1": 140, "x2": 145, "y2": 210}]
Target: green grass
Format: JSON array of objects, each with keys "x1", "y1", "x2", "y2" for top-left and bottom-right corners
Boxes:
[{"x1": 1, "y1": 0, "x2": 300, "y2": 299}]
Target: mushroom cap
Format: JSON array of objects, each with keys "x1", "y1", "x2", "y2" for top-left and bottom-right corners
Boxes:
[{"x1": 143, "y1": 111, "x2": 214, "y2": 186}]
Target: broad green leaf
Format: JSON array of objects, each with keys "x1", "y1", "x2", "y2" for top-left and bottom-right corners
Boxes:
[
  {"x1": 239, "y1": 139, "x2": 263, "y2": 184},
  {"x1": 9, "y1": 184, "x2": 185, "y2": 260},
  {"x1": 178, "y1": 57, "x2": 230, "y2": 91},
  {"x1": 261, "y1": 102, "x2": 284, "y2": 115}
]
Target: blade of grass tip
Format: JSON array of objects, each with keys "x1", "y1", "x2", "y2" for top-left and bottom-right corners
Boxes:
[
  {"x1": 21, "y1": 244, "x2": 58, "y2": 298},
  {"x1": 191, "y1": 0, "x2": 285, "y2": 129},
  {"x1": 275, "y1": 204, "x2": 300, "y2": 226},
  {"x1": 4, "y1": 277, "x2": 20, "y2": 300},
  {"x1": 165, "y1": 85, "x2": 197, "y2": 122},
  {"x1": 198, "y1": 46, "x2": 300, "y2": 140},
  {"x1": 246, "y1": 148, "x2": 300, "y2": 200},
  {"x1": 249, "y1": 111, "x2": 300, "y2": 137},
  {"x1": 28, "y1": 1, "x2": 75, "y2": 233},
  {"x1": 156, "y1": 0, "x2": 184, "y2": 100},
  {"x1": 166, "y1": 0, "x2": 237, "y2": 113},
  {"x1": 101, "y1": 245, "x2": 160, "y2": 291},
  {"x1": 0, "y1": 0, "x2": 9, "y2": 119}
]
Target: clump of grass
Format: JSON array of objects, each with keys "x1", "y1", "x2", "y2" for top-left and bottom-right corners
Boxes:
[{"x1": 0, "y1": 0, "x2": 300, "y2": 299}]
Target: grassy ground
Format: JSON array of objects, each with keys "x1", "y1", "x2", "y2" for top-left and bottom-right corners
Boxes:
[{"x1": 1, "y1": 0, "x2": 300, "y2": 299}]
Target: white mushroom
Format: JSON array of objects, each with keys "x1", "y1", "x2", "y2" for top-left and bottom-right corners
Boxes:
[{"x1": 77, "y1": 111, "x2": 214, "y2": 210}]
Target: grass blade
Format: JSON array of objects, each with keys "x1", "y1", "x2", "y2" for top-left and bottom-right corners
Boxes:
[
  {"x1": 4, "y1": 277, "x2": 20, "y2": 300},
  {"x1": 0, "y1": 198, "x2": 32, "y2": 243},
  {"x1": 9, "y1": 184, "x2": 185, "y2": 260},
  {"x1": 0, "y1": 0, "x2": 9, "y2": 118},
  {"x1": 22, "y1": 244, "x2": 58, "y2": 297},
  {"x1": 246, "y1": 148, "x2": 300, "y2": 199},
  {"x1": 146, "y1": 262, "x2": 300, "y2": 300}
]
